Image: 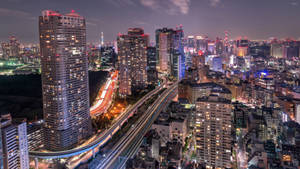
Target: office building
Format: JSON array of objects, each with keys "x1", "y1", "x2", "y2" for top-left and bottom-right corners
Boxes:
[
  {"x1": 0, "y1": 43, "x2": 8, "y2": 59},
  {"x1": 174, "y1": 27, "x2": 185, "y2": 80},
  {"x1": 156, "y1": 27, "x2": 185, "y2": 79},
  {"x1": 212, "y1": 56, "x2": 223, "y2": 72},
  {"x1": 8, "y1": 36, "x2": 20, "y2": 58},
  {"x1": 172, "y1": 50, "x2": 180, "y2": 79},
  {"x1": 195, "y1": 95, "x2": 232, "y2": 168},
  {"x1": 39, "y1": 10, "x2": 92, "y2": 151},
  {"x1": 1, "y1": 36, "x2": 20, "y2": 59},
  {"x1": 99, "y1": 46, "x2": 118, "y2": 69},
  {"x1": 271, "y1": 43, "x2": 284, "y2": 58},
  {"x1": 208, "y1": 42, "x2": 216, "y2": 54},
  {"x1": 147, "y1": 47, "x2": 157, "y2": 71},
  {"x1": 236, "y1": 39, "x2": 249, "y2": 57},
  {"x1": 182, "y1": 82, "x2": 232, "y2": 104},
  {"x1": 283, "y1": 41, "x2": 299, "y2": 58},
  {"x1": 215, "y1": 37, "x2": 224, "y2": 55},
  {"x1": 187, "y1": 36, "x2": 195, "y2": 48},
  {"x1": 249, "y1": 43, "x2": 270, "y2": 57},
  {"x1": 0, "y1": 115, "x2": 29, "y2": 169},
  {"x1": 195, "y1": 36, "x2": 207, "y2": 52},
  {"x1": 156, "y1": 28, "x2": 174, "y2": 73},
  {"x1": 117, "y1": 28, "x2": 148, "y2": 96},
  {"x1": 147, "y1": 47, "x2": 158, "y2": 85}
]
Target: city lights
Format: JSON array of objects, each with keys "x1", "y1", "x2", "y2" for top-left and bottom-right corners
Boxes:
[{"x1": 0, "y1": 1, "x2": 299, "y2": 169}]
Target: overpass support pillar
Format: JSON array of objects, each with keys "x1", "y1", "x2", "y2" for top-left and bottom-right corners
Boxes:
[
  {"x1": 92, "y1": 149, "x2": 95, "y2": 158},
  {"x1": 34, "y1": 157, "x2": 39, "y2": 169}
]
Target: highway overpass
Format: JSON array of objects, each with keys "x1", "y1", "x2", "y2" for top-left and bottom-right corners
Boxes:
[{"x1": 92, "y1": 82, "x2": 178, "y2": 169}]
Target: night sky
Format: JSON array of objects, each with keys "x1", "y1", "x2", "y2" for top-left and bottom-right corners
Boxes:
[{"x1": 0, "y1": 0, "x2": 300, "y2": 43}]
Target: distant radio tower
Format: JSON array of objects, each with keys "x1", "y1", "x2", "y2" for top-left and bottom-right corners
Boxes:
[{"x1": 101, "y1": 32, "x2": 104, "y2": 46}]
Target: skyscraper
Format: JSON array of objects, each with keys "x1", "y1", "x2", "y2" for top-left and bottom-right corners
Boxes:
[
  {"x1": 235, "y1": 39, "x2": 249, "y2": 57},
  {"x1": 283, "y1": 41, "x2": 299, "y2": 58},
  {"x1": 39, "y1": 10, "x2": 92, "y2": 151},
  {"x1": 0, "y1": 36, "x2": 20, "y2": 59},
  {"x1": 117, "y1": 28, "x2": 148, "y2": 96},
  {"x1": 195, "y1": 90, "x2": 232, "y2": 168},
  {"x1": 270, "y1": 42, "x2": 284, "y2": 58},
  {"x1": 212, "y1": 56, "x2": 223, "y2": 72},
  {"x1": 156, "y1": 28, "x2": 174, "y2": 74},
  {"x1": 8, "y1": 36, "x2": 20, "y2": 58},
  {"x1": 215, "y1": 37, "x2": 224, "y2": 54},
  {"x1": 187, "y1": 35, "x2": 195, "y2": 48},
  {"x1": 156, "y1": 27, "x2": 185, "y2": 79},
  {"x1": 174, "y1": 27, "x2": 185, "y2": 80},
  {"x1": 147, "y1": 46, "x2": 158, "y2": 85},
  {"x1": 0, "y1": 43, "x2": 9, "y2": 59},
  {"x1": 195, "y1": 36, "x2": 207, "y2": 53}
]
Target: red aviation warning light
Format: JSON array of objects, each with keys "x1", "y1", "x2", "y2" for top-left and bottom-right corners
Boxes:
[
  {"x1": 45, "y1": 10, "x2": 62, "y2": 16},
  {"x1": 198, "y1": 50, "x2": 203, "y2": 56}
]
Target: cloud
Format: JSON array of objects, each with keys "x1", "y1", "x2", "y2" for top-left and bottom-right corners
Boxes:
[
  {"x1": 140, "y1": 0, "x2": 159, "y2": 9},
  {"x1": 289, "y1": 1, "x2": 299, "y2": 6},
  {"x1": 133, "y1": 20, "x2": 148, "y2": 25},
  {"x1": 86, "y1": 18, "x2": 103, "y2": 27},
  {"x1": 171, "y1": 0, "x2": 191, "y2": 14},
  {"x1": 105, "y1": 0, "x2": 137, "y2": 7},
  {"x1": 122, "y1": 0, "x2": 136, "y2": 6},
  {"x1": 105, "y1": 0, "x2": 191, "y2": 15},
  {"x1": 86, "y1": 22, "x2": 97, "y2": 26},
  {"x1": 140, "y1": 0, "x2": 191, "y2": 15},
  {"x1": 209, "y1": 0, "x2": 221, "y2": 6},
  {"x1": 0, "y1": 8, "x2": 35, "y2": 20}
]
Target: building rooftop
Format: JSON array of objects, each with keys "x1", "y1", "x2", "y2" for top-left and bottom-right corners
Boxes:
[
  {"x1": 42, "y1": 10, "x2": 84, "y2": 19},
  {"x1": 196, "y1": 95, "x2": 231, "y2": 104},
  {"x1": 189, "y1": 82, "x2": 232, "y2": 94}
]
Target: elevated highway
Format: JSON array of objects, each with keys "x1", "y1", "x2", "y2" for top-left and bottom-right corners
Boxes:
[
  {"x1": 29, "y1": 82, "x2": 166, "y2": 160},
  {"x1": 92, "y1": 82, "x2": 178, "y2": 169}
]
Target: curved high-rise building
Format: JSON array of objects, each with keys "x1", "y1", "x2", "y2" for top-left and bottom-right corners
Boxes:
[{"x1": 39, "y1": 10, "x2": 91, "y2": 151}]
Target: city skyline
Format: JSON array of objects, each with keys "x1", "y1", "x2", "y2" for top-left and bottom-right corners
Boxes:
[
  {"x1": 0, "y1": 1, "x2": 300, "y2": 169},
  {"x1": 1, "y1": 0, "x2": 300, "y2": 43}
]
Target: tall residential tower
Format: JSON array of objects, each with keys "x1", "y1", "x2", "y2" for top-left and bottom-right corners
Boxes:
[
  {"x1": 39, "y1": 10, "x2": 92, "y2": 151},
  {"x1": 195, "y1": 84, "x2": 233, "y2": 168},
  {"x1": 117, "y1": 28, "x2": 148, "y2": 96}
]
